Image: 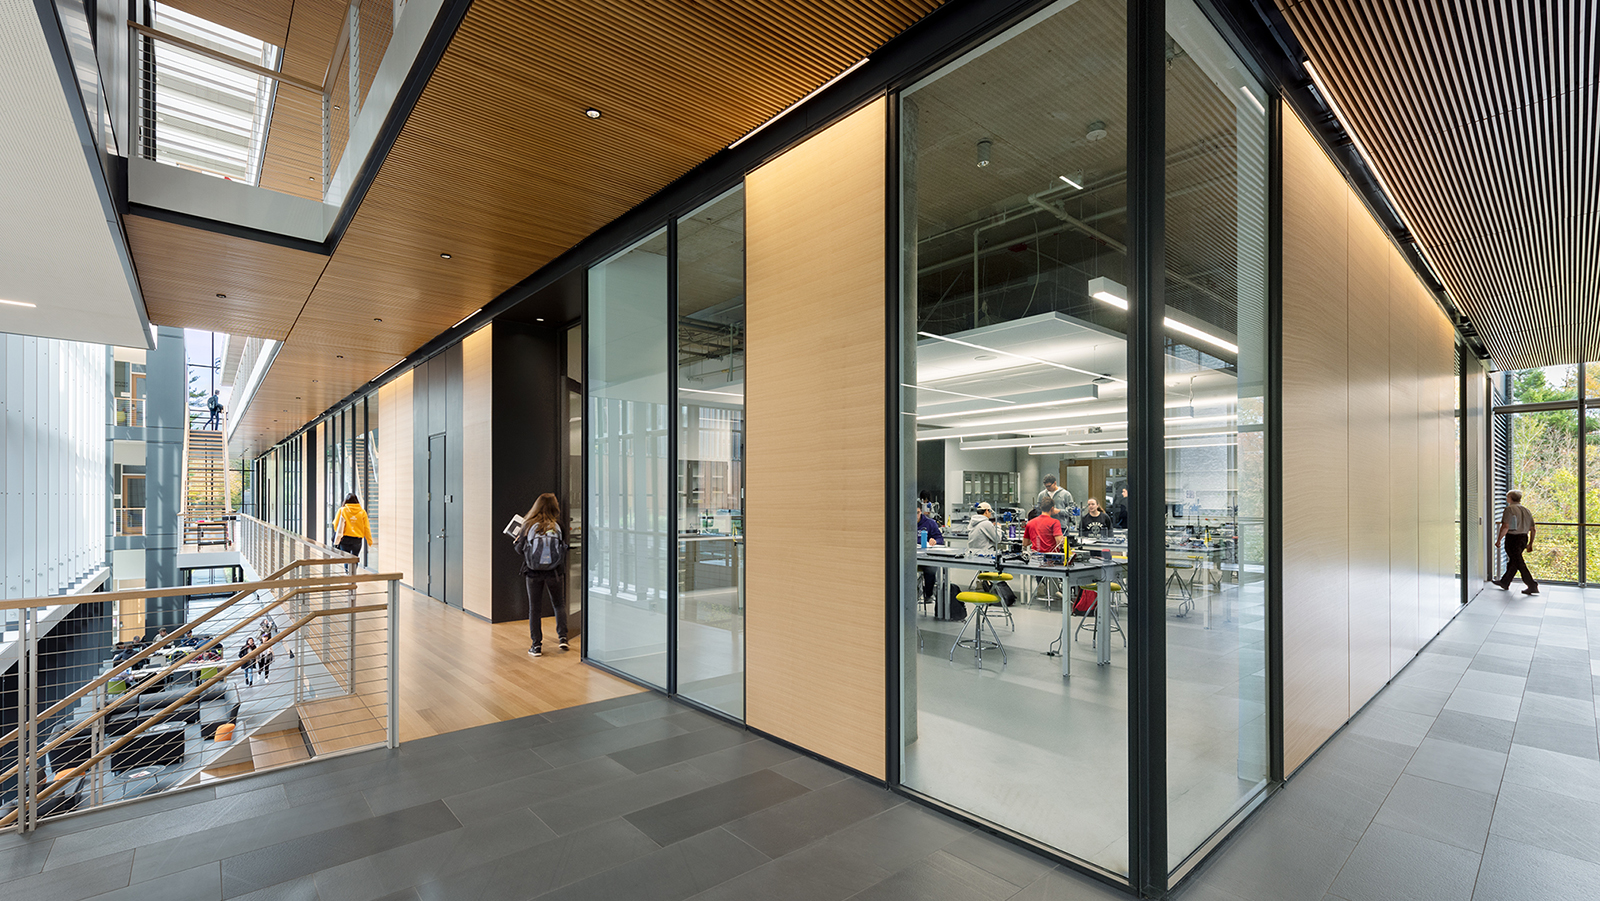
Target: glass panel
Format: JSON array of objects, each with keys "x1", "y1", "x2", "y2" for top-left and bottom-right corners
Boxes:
[
  {"x1": 587, "y1": 230, "x2": 671, "y2": 687},
  {"x1": 676, "y1": 188, "x2": 746, "y2": 718},
  {"x1": 368, "y1": 392, "x2": 380, "y2": 556},
  {"x1": 1163, "y1": 0, "x2": 1270, "y2": 868},
  {"x1": 899, "y1": 0, "x2": 1130, "y2": 873},
  {"x1": 1507, "y1": 410, "x2": 1579, "y2": 581},
  {"x1": 567, "y1": 325, "x2": 585, "y2": 624},
  {"x1": 1506, "y1": 365, "x2": 1580, "y2": 404}
]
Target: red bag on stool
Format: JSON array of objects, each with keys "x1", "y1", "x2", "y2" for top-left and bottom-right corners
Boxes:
[{"x1": 1072, "y1": 588, "x2": 1097, "y2": 616}]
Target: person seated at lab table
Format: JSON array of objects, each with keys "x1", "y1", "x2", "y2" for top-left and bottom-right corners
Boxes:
[
  {"x1": 1024, "y1": 498, "x2": 1069, "y2": 601},
  {"x1": 916, "y1": 503, "x2": 946, "y2": 610},
  {"x1": 967, "y1": 502, "x2": 1001, "y2": 554},
  {"x1": 1079, "y1": 497, "x2": 1114, "y2": 541}
]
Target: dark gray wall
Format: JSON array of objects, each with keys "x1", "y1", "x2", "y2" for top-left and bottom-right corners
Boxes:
[
  {"x1": 412, "y1": 345, "x2": 464, "y2": 608},
  {"x1": 490, "y1": 322, "x2": 564, "y2": 623},
  {"x1": 143, "y1": 328, "x2": 183, "y2": 625}
]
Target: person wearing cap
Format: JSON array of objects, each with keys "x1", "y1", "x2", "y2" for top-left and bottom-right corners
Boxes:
[
  {"x1": 1037, "y1": 474, "x2": 1074, "y2": 527},
  {"x1": 967, "y1": 502, "x2": 1002, "y2": 554}
]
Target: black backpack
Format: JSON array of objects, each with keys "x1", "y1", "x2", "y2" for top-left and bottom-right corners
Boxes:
[{"x1": 517, "y1": 527, "x2": 566, "y2": 572}]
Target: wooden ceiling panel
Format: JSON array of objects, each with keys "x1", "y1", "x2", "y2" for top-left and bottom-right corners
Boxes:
[
  {"x1": 258, "y1": 0, "x2": 349, "y2": 199},
  {"x1": 159, "y1": 0, "x2": 294, "y2": 47},
  {"x1": 227, "y1": 0, "x2": 942, "y2": 456},
  {"x1": 125, "y1": 215, "x2": 327, "y2": 340},
  {"x1": 232, "y1": 341, "x2": 406, "y2": 457},
  {"x1": 1277, "y1": 1, "x2": 1600, "y2": 369}
]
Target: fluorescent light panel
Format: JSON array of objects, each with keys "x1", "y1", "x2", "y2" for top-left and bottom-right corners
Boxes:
[
  {"x1": 1086, "y1": 278, "x2": 1238, "y2": 353},
  {"x1": 917, "y1": 331, "x2": 1124, "y2": 384}
]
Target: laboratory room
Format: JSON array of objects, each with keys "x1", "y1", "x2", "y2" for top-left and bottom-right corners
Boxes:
[{"x1": 898, "y1": 0, "x2": 1269, "y2": 876}]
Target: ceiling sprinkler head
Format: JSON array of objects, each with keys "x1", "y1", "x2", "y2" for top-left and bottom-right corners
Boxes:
[
  {"x1": 1086, "y1": 120, "x2": 1108, "y2": 142},
  {"x1": 976, "y1": 139, "x2": 992, "y2": 168}
]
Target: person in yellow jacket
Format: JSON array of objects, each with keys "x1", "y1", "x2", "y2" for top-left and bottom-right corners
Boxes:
[{"x1": 333, "y1": 493, "x2": 376, "y2": 558}]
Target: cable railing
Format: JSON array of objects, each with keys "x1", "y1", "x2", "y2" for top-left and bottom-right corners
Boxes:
[{"x1": 0, "y1": 559, "x2": 399, "y2": 833}]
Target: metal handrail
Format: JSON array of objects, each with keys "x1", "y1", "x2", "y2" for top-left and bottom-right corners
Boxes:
[
  {"x1": 0, "y1": 582, "x2": 342, "y2": 788},
  {"x1": 0, "y1": 560, "x2": 368, "y2": 742},
  {"x1": 0, "y1": 600, "x2": 390, "y2": 828},
  {"x1": 127, "y1": 21, "x2": 322, "y2": 93}
]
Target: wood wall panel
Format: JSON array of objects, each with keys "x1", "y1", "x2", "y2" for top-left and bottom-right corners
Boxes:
[
  {"x1": 461, "y1": 326, "x2": 493, "y2": 619},
  {"x1": 1281, "y1": 113, "x2": 1351, "y2": 772},
  {"x1": 125, "y1": 215, "x2": 326, "y2": 339},
  {"x1": 1388, "y1": 246, "x2": 1421, "y2": 675},
  {"x1": 377, "y1": 370, "x2": 414, "y2": 586},
  {"x1": 1346, "y1": 191, "x2": 1391, "y2": 712},
  {"x1": 745, "y1": 99, "x2": 886, "y2": 779},
  {"x1": 1283, "y1": 110, "x2": 1466, "y2": 774}
]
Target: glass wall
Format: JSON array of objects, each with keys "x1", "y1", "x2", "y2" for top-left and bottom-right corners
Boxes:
[
  {"x1": 1162, "y1": 0, "x2": 1270, "y2": 866},
  {"x1": 899, "y1": 0, "x2": 1132, "y2": 872},
  {"x1": 587, "y1": 230, "x2": 672, "y2": 687},
  {"x1": 676, "y1": 188, "x2": 747, "y2": 717},
  {"x1": 1494, "y1": 364, "x2": 1596, "y2": 584}
]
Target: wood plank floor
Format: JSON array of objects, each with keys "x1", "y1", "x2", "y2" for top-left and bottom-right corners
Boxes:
[{"x1": 392, "y1": 584, "x2": 645, "y2": 743}]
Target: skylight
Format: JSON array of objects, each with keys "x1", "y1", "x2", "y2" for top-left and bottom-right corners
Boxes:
[{"x1": 146, "y1": 4, "x2": 280, "y2": 185}]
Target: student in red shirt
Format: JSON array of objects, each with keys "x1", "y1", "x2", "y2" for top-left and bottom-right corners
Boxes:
[
  {"x1": 1025, "y1": 498, "x2": 1068, "y2": 604},
  {"x1": 1025, "y1": 498, "x2": 1065, "y2": 552}
]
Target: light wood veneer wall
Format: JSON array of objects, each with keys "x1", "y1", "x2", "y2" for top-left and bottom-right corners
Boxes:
[
  {"x1": 1281, "y1": 112, "x2": 1464, "y2": 773},
  {"x1": 377, "y1": 370, "x2": 414, "y2": 586},
  {"x1": 745, "y1": 98, "x2": 888, "y2": 779},
  {"x1": 462, "y1": 326, "x2": 494, "y2": 619}
]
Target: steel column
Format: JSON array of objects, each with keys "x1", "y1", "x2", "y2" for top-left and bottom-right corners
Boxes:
[{"x1": 1127, "y1": 0, "x2": 1168, "y2": 894}]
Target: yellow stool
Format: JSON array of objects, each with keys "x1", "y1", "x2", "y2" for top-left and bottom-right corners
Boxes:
[
  {"x1": 950, "y1": 571, "x2": 1011, "y2": 668},
  {"x1": 977, "y1": 571, "x2": 1015, "y2": 631}
]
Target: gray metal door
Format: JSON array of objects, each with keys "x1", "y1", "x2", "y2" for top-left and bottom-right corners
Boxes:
[{"x1": 428, "y1": 433, "x2": 448, "y2": 603}]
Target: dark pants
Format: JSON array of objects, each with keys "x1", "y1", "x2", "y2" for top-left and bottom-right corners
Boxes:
[
  {"x1": 337, "y1": 535, "x2": 363, "y2": 556},
  {"x1": 1504, "y1": 533, "x2": 1536, "y2": 588},
  {"x1": 525, "y1": 571, "x2": 568, "y2": 648}
]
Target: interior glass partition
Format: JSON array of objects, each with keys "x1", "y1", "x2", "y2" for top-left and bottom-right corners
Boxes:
[
  {"x1": 587, "y1": 230, "x2": 672, "y2": 687},
  {"x1": 676, "y1": 188, "x2": 747, "y2": 717},
  {"x1": 1493, "y1": 365, "x2": 1586, "y2": 583},
  {"x1": 899, "y1": 0, "x2": 1132, "y2": 873},
  {"x1": 1161, "y1": 0, "x2": 1270, "y2": 868}
]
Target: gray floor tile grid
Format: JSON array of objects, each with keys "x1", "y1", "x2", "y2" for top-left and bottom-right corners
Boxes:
[
  {"x1": 1176, "y1": 584, "x2": 1600, "y2": 901},
  {"x1": 0, "y1": 691, "x2": 1123, "y2": 901},
  {"x1": 5, "y1": 583, "x2": 1597, "y2": 901}
]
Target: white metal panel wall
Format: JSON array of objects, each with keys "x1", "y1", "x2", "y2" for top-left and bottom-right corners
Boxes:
[{"x1": 0, "y1": 333, "x2": 107, "y2": 599}]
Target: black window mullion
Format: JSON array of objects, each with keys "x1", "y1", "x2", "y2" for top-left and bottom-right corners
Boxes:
[
  {"x1": 1127, "y1": 0, "x2": 1168, "y2": 893},
  {"x1": 667, "y1": 219, "x2": 680, "y2": 697}
]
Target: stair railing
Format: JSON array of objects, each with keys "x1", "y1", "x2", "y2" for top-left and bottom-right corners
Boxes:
[{"x1": 0, "y1": 564, "x2": 400, "y2": 833}]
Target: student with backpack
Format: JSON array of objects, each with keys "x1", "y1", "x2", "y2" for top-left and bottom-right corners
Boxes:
[{"x1": 513, "y1": 492, "x2": 568, "y2": 657}]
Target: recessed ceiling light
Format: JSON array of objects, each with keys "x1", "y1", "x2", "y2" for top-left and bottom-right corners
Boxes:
[
  {"x1": 309, "y1": 176, "x2": 316, "y2": 180},
  {"x1": 440, "y1": 253, "x2": 451, "y2": 259},
  {"x1": 585, "y1": 108, "x2": 602, "y2": 119},
  {"x1": 336, "y1": 354, "x2": 343, "y2": 359},
  {"x1": 974, "y1": 354, "x2": 996, "y2": 361},
  {"x1": 0, "y1": 298, "x2": 38, "y2": 308},
  {"x1": 536, "y1": 317, "x2": 545, "y2": 322},
  {"x1": 312, "y1": 379, "x2": 318, "y2": 383},
  {"x1": 374, "y1": 318, "x2": 383, "y2": 322},
  {"x1": 333, "y1": 104, "x2": 341, "y2": 110},
  {"x1": 215, "y1": 293, "x2": 227, "y2": 299}
]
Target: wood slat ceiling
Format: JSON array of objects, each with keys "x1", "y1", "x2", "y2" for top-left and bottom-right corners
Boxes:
[
  {"x1": 158, "y1": 0, "x2": 295, "y2": 46},
  {"x1": 221, "y1": 0, "x2": 943, "y2": 457},
  {"x1": 124, "y1": 215, "x2": 328, "y2": 340},
  {"x1": 258, "y1": 0, "x2": 348, "y2": 198},
  {"x1": 1275, "y1": 0, "x2": 1600, "y2": 371}
]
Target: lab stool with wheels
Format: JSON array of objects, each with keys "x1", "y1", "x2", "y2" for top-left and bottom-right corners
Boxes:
[{"x1": 950, "y1": 572, "x2": 1011, "y2": 668}]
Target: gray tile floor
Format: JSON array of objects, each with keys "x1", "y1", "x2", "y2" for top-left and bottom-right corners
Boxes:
[{"x1": 1, "y1": 585, "x2": 1594, "y2": 900}]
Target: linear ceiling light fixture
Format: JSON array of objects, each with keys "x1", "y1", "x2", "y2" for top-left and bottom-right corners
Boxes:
[
  {"x1": 917, "y1": 386, "x2": 1100, "y2": 421},
  {"x1": 1058, "y1": 174, "x2": 1083, "y2": 189},
  {"x1": 916, "y1": 332, "x2": 1123, "y2": 383},
  {"x1": 905, "y1": 383, "x2": 1015, "y2": 404},
  {"x1": 728, "y1": 57, "x2": 870, "y2": 150},
  {"x1": 0, "y1": 299, "x2": 38, "y2": 308},
  {"x1": 1086, "y1": 278, "x2": 1239, "y2": 353},
  {"x1": 1239, "y1": 85, "x2": 1265, "y2": 114}
]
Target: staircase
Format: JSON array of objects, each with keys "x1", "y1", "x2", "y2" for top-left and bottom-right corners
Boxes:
[{"x1": 183, "y1": 426, "x2": 230, "y2": 547}]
